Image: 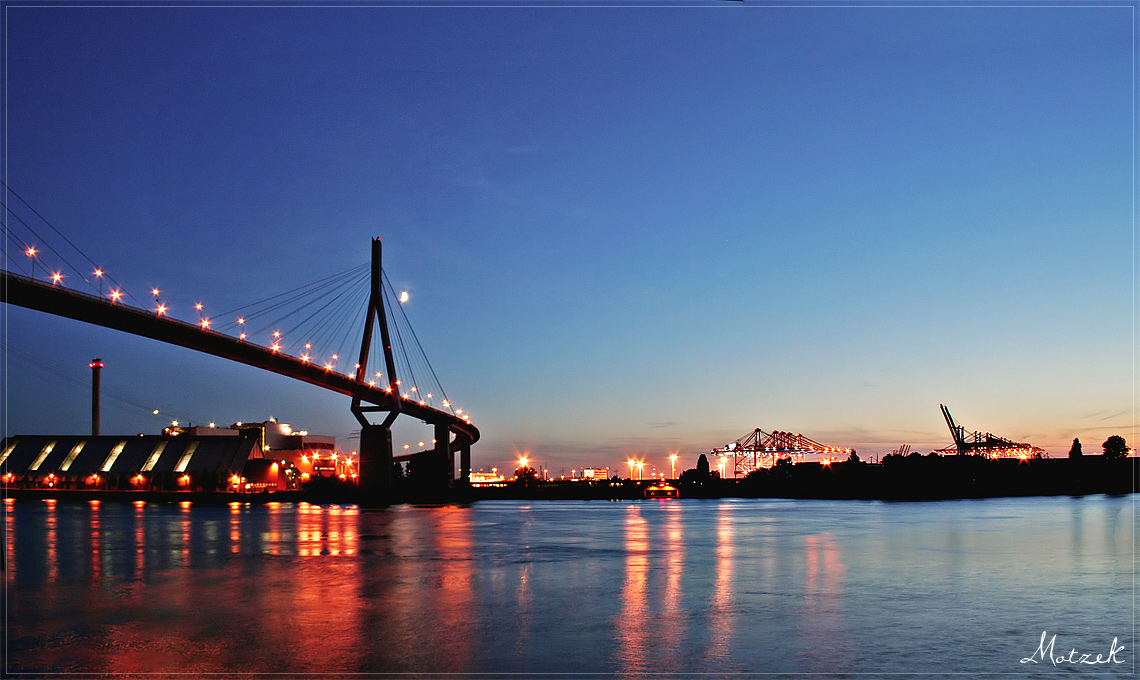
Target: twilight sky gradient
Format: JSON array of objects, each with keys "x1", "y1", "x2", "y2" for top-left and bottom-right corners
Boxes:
[{"x1": 1, "y1": 1, "x2": 1135, "y2": 476}]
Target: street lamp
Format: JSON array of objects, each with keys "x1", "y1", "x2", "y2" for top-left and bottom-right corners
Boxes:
[
  {"x1": 636, "y1": 461, "x2": 644, "y2": 480},
  {"x1": 718, "y1": 455, "x2": 727, "y2": 478},
  {"x1": 627, "y1": 459, "x2": 635, "y2": 480},
  {"x1": 669, "y1": 453, "x2": 678, "y2": 480}
]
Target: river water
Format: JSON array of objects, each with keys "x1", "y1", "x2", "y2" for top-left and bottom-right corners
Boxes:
[{"x1": 4, "y1": 495, "x2": 1136, "y2": 677}]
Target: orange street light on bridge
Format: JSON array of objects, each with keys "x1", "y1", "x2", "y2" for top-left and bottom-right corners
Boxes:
[{"x1": 669, "y1": 453, "x2": 678, "y2": 479}]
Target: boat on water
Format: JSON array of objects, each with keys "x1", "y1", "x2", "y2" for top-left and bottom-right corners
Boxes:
[{"x1": 644, "y1": 482, "x2": 679, "y2": 498}]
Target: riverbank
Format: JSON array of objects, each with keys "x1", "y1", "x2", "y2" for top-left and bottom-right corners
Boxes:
[{"x1": 5, "y1": 454, "x2": 1135, "y2": 505}]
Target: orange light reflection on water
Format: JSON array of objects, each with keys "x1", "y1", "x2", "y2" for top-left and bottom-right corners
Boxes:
[
  {"x1": 228, "y1": 501, "x2": 242, "y2": 553},
  {"x1": 179, "y1": 501, "x2": 192, "y2": 567},
  {"x1": 801, "y1": 532, "x2": 847, "y2": 669},
  {"x1": 296, "y1": 502, "x2": 359, "y2": 556},
  {"x1": 89, "y1": 500, "x2": 102, "y2": 582},
  {"x1": 616, "y1": 503, "x2": 650, "y2": 674},
  {"x1": 45, "y1": 498, "x2": 59, "y2": 583},
  {"x1": 266, "y1": 501, "x2": 281, "y2": 555},
  {"x1": 430, "y1": 506, "x2": 475, "y2": 671},
  {"x1": 265, "y1": 502, "x2": 363, "y2": 669},
  {"x1": 707, "y1": 503, "x2": 734, "y2": 663},
  {"x1": 133, "y1": 500, "x2": 146, "y2": 577},
  {"x1": 4, "y1": 497, "x2": 15, "y2": 577},
  {"x1": 659, "y1": 500, "x2": 685, "y2": 668},
  {"x1": 358, "y1": 505, "x2": 475, "y2": 671}
]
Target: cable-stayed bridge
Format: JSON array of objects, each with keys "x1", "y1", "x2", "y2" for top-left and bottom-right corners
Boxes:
[{"x1": 1, "y1": 184, "x2": 477, "y2": 500}]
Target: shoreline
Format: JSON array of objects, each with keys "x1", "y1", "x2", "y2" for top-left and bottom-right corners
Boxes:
[{"x1": 5, "y1": 454, "x2": 1136, "y2": 506}]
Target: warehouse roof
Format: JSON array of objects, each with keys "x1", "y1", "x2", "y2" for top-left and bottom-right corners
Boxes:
[{"x1": 0, "y1": 434, "x2": 264, "y2": 477}]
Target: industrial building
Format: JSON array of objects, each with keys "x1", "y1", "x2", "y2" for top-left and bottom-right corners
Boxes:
[
  {"x1": 0, "y1": 432, "x2": 271, "y2": 491},
  {"x1": 0, "y1": 417, "x2": 352, "y2": 493},
  {"x1": 227, "y1": 419, "x2": 352, "y2": 482}
]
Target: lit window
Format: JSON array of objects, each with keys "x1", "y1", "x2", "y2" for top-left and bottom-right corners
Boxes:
[
  {"x1": 29, "y1": 441, "x2": 57, "y2": 471},
  {"x1": 141, "y1": 441, "x2": 168, "y2": 472},
  {"x1": 173, "y1": 441, "x2": 200, "y2": 473},
  {"x1": 100, "y1": 441, "x2": 128, "y2": 472},
  {"x1": 0, "y1": 440, "x2": 18, "y2": 466},
  {"x1": 59, "y1": 441, "x2": 87, "y2": 472}
]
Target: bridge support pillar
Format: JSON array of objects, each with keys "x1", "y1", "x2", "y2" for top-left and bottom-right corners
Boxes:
[
  {"x1": 359, "y1": 424, "x2": 393, "y2": 503},
  {"x1": 460, "y1": 444, "x2": 471, "y2": 484},
  {"x1": 434, "y1": 422, "x2": 453, "y2": 489}
]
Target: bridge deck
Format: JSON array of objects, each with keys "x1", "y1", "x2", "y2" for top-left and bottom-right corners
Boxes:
[{"x1": 2, "y1": 272, "x2": 478, "y2": 450}]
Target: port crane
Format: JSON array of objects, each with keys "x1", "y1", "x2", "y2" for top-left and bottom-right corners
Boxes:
[
  {"x1": 711, "y1": 428, "x2": 852, "y2": 478},
  {"x1": 939, "y1": 404, "x2": 1045, "y2": 458}
]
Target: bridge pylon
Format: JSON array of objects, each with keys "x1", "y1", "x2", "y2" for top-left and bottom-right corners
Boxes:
[
  {"x1": 1, "y1": 230, "x2": 478, "y2": 502},
  {"x1": 351, "y1": 239, "x2": 458, "y2": 501}
]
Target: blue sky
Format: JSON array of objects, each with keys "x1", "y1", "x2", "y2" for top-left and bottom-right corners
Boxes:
[{"x1": 1, "y1": 1, "x2": 1135, "y2": 476}]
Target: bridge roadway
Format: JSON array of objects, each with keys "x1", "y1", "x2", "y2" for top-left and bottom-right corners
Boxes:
[{"x1": 1, "y1": 271, "x2": 479, "y2": 452}]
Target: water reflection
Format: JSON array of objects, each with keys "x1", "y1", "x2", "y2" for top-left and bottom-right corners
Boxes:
[
  {"x1": 659, "y1": 501, "x2": 685, "y2": 668},
  {"x1": 178, "y1": 501, "x2": 191, "y2": 567},
  {"x1": 707, "y1": 501, "x2": 734, "y2": 663},
  {"x1": 4, "y1": 497, "x2": 1134, "y2": 675},
  {"x1": 45, "y1": 499, "x2": 59, "y2": 583},
  {"x1": 89, "y1": 500, "x2": 102, "y2": 582},
  {"x1": 134, "y1": 499, "x2": 146, "y2": 576},
  {"x1": 615, "y1": 503, "x2": 650, "y2": 674},
  {"x1": 801, "y1": 532, "x2": 846, "y2": 670},
  {"x1": 429, "y1": 506, "x2": 475, "y2": 671},
  {"x1": 4, "y1": 497, "x2": 14, "y2": 576}
]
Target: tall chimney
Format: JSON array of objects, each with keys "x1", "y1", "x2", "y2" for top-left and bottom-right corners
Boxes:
[{"x1": 89, "y1": 358, "x2": 103, "y2": 436}]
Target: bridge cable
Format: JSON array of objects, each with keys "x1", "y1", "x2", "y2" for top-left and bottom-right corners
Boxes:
[
  {"x1": 381, "y1": 269, "x2": 451, "y2": 412},
  {"x1": 213, "y1": 263, "x2": 369, "y2": 320},
  {"x1": 0, "y1": 198, "x2": 105, "y2": 293},
  {"x1": 0, "y1": 183, "x2": 137, "y2": 302},
  {"x1": 0, "y1": 188, "x2": 142, "y2": 306}
]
